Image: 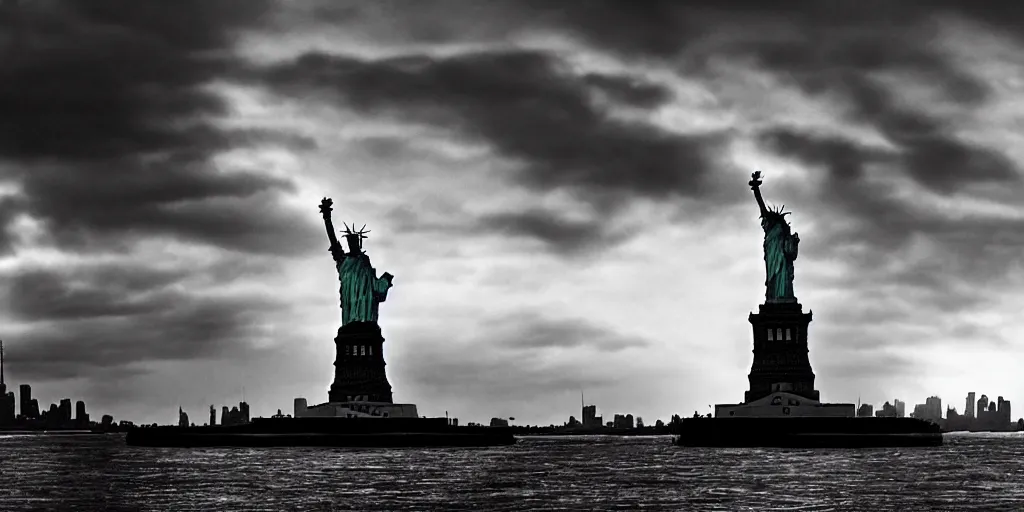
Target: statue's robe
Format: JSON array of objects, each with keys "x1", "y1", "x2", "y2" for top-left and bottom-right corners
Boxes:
[
  {"x1": 336, "y1": 251, "x2": 392, "y2": 325},
  {"x1": 761, "y1": 215, "x2": 798, "y2": 301}
]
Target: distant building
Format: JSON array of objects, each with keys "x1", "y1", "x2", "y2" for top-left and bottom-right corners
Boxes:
[
  {"x1": 567, "y1": 415, "x2": 578, "y2": 426},
  {"x1": 0, "y1": 391, "x2": 13, "y2": 425},
  {"x1": 966, "y1": 392, "x2": 976, "y2": 418},
  {"x1": 0, "y1": 344, "x2": 12, "y2": 425},
  {"x1": 894, "y1": 399, "x2": 906, "y2": 418},
  {"x1": 857, "y1": 404, "x2": 874, "y2": 418},
  {"x1": 58, "y1": 398, "x2": 72, "y2": 424},
  {"x1": 611, "y1": 414, "x2": 635, "y2": 429},
  {"x1": 582, "y1": 405, "x2": 597, "y2": 427},
  {"x1": 75, "y1": 400, "x2": 88, "y2": 427},
  {"x1": 925, "y1": 396, "x2": 942, "y2": 421},
  {"x1": 875, "y1": 401, "x2": 897, "y2": 418},
  {"x1": 220, "y1": 402, "x2": 251, "y2": 426},
  {"x1": 489, "y1": 417, "x2": 509, "y2": 427},
  {"x1": 209, "y1": 405, "x2": 216, "y2": 426},
  {"x1": 636, "y1": 417, "x2": 644, "y2": 428},
  {"x1": 977, "y1": 394, "x2": 989, "y2": 417},
  {"x1": 18, "y1": 384, "x2": 34, "y2": 419},
  {"x1": 178, "y1": 407, "x2": 189, "y2": 428}
]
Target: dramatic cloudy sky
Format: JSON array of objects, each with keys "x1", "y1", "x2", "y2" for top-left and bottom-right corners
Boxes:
[{"x1": 1, "y1": 0, "x2": 1023, "y2": 426}]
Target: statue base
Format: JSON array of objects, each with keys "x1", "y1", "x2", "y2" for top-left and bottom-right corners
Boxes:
[
  {"x1": 745, "y1": 301, "x2": 819, "y2": 403},
  {"x1": 328, "y1": 321, "x2": 394, "y2": 404}
]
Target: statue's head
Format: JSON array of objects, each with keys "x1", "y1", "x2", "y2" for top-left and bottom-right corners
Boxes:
[
  {"x1": 761, "y1": 204, "x2": 792, "y2": 231},
  {"x1": 344, "y1": 233, "x2": 363, "y2": 253},
  {"x1": 342, "y1": 222, "x2": 370, "y2": 254}
]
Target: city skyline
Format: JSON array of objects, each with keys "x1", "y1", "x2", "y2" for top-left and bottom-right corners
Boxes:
[{"x1": 1, "y1": 1, "x2": 1024, "y2": 426}]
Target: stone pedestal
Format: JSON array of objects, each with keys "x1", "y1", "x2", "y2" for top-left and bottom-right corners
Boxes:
[
  {"x1": 745, "y1": 302, "x2": 819, "y2": 403},
  {"x1": 328, "y1": 321, "x2": 394, "y2": 404}
]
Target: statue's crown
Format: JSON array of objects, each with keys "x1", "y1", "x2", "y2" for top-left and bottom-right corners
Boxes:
[{"x1": 341, "y1": 222, "x2": 371, "y2": 239}]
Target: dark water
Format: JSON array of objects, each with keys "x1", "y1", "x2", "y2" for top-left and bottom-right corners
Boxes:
[{"x1": 0, "y1": 432, "x2": 1021, "y2": 511}]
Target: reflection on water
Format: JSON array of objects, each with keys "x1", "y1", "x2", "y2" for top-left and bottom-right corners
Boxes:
[{"x1": 0, "y1": 432, "x2": 1021, "y2": 511}]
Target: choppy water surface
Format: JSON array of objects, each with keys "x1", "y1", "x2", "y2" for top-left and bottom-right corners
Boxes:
[{"x1": 0, "y1": 432, "x2": 1021, "y2": 511}]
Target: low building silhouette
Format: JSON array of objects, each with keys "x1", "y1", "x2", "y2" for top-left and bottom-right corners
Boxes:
[
  {"x1": 220, "y1": 402, "x2": 251, "y2": 426},
  {"x1": 872, "y1": 401, "x2": 897, "y2": 417},
  {"x1": 612, "y1": 414, "x2": 635, "y2": 429}
]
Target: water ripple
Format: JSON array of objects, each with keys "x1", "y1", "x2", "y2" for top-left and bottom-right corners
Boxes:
[{"x1": 0, "y1": 433, "x2": 1021, "y2": 510}]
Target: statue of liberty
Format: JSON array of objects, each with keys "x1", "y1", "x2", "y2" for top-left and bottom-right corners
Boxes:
[
  {"x1": 319, "y1": 197, "x2": 394, "y2": 325},
  {"x1": 748, "y1": 171, "x2": 799, "y2": 303}
]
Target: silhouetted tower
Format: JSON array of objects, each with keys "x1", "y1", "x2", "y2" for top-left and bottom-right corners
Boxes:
[
  {"x1": 209, "y1": 405, "x2": 216, "y2": 426},
  {"x1": 966, "y1": 392, "x2": 976, "y2": 418},
  {"x1": 75, "y1": 400, "x2": 88, "y2": 426},
  {"x1": 58, "y1": 398, "x2": 72, "y2": 423},
  {"x1": 19, "y1": 384, "x2": 31, "y2": 418},
  {"x1": 0, "y1": 339, "x2": 5, "y2": 395},
  {"x1": 0, "y1": 341, "x2": 12, "y2": 425}
]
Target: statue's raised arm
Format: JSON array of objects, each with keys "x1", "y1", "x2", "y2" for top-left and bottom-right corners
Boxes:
[
  {"x1": 319, "y1": 197, "x2": 344, "y2": 261},
  {"x1": 748, "y1": 171, "x2": 769, "y2": 218}
]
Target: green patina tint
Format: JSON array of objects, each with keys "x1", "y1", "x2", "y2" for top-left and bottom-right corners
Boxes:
[
  {"x1": 319, "y1": 197, "x2": 394, "y2": 326},
  {"x1": 749, "y1": 171, "x2": 799, "y2": 302},
  {"x1": 335, "y1": 251, "x2": 393, "y2": 325},
  {"x1": 760, "y1": 210, "x2": 799, "y2": 301}
]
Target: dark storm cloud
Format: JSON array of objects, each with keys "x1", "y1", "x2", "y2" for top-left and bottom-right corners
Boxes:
[
  {"x1": 477, "y1": 209, "x2": 620, "y2": 256},
  {"x1": 492, "y1": 313, "x2": 649, "y2": 352},
  {"x1": 760, "y1": 127, "x2": 1024, "y2": 285},
  {"x1": 0, "y1": 1, "x2": 321, "y2": 386},
  {"x1": 257, "y1": 49, "x2": 722, "y2": 204},
  {"x1": 581, "y1": 73, "x2": 675, "y2": 109},
  {"x1": 523, "y1": 1, "x2": 1021, "y2": 192},
  {"x1": 255, "y1": 49, "x2": 722, "y2": 254},
  {"x1": 2, "y1": 262, "x2": 288, "y2": 380},
  {"x1": 0, "y1": 0, "x2": 318, "y2": 255}
]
